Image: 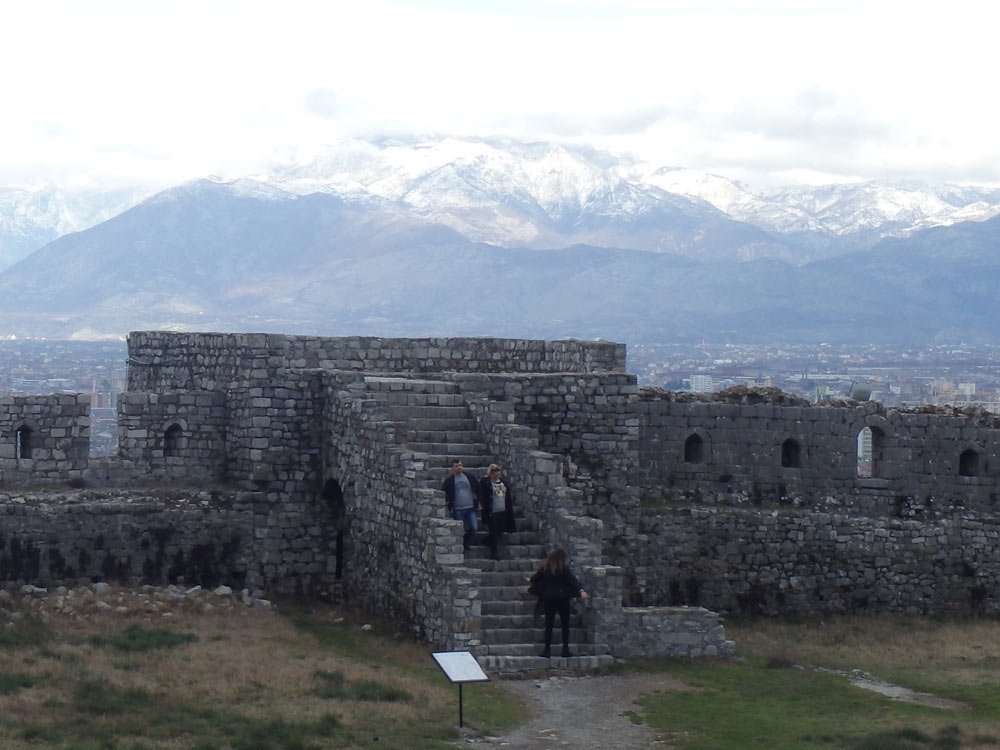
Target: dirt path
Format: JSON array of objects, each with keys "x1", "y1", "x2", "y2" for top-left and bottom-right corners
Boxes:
[{"x1": 463, "y1": 673, "x2": 687, "y2": 749}]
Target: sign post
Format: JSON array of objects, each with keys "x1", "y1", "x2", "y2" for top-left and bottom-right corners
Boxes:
[{"x1": 431, "y1": 651, "x2": 490, "y2": 728}]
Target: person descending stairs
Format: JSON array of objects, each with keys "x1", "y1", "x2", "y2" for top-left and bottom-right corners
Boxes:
[{"x1": 365, "y1": 375, "x2": 614, "y2": 672}]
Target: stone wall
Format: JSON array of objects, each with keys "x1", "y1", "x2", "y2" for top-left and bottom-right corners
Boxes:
[
  {"x1": 117, "y1": 391, "x2": 228, "y2": 482},
  {"x1": 126, "y1": 332, "x2": 627, "y2": 391},
  {"x1": 0, "y1": 489, "x2": 253, "y2": 588},
  {"x1": 0, "y1": 394, "x2": 90, "y2": 484},
  {"x1": 320, "y1": 373, "x2": 476, "y2": 647},
  {"x1": 636, "y1": 392, "x2": 1000, "y2": 512},
  {"x1": 635, "y1": 505, "x2": 1000, "y2": 617},
  {"x1": 584, "y1": 564, "x2": 734, "y2": 658}
]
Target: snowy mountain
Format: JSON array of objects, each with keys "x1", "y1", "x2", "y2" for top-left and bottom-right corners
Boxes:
[
  {"x1": 0, "y1": 177, "x2": 999, "y2": 345},
  {"x1": 2, "y1": 135, "x2": 1000, "y2": 344},
  {"x1": 259, "y1": 137, "x2": 1000, "y2": 262},
  {"x1": 5, "y1": 136, "x2": 1000, "y2": 271},
  {"x1": 0, "y1": 184, "x2": 152, "y2": 270}
]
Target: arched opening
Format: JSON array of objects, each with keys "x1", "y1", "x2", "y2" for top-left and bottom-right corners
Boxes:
[
  {"x1": 781, "y1": 438, "x2": 802, "y2": 468},
  {"x1": 15, "y1": 425, "x2": 32, "y2": 460},
  {"x1": 321, "y1": 478, "x2": 346, "y2": 580},
  {"x1": 163, "y1": 423, "x2": 184, "y2": 457},
  {"x1": 856, "y1": 426, "x2": 884, "y2": 478},
  {"x1": 857, "y1": 427, "x2": 873, "y2": 477},
  {"x1": 960, "y1": 449, "x2": 980, "y2": 477},
  {"x1": 684, "y1": 433, "x2": 704, "y2": 463}
]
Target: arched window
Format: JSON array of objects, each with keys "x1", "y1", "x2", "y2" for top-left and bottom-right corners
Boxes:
[
  {"x1": 856, "y1": 427, "x2": 873, "y2": 477},
  {"x1": 163, "y1": 423, "x2": 184, "y2": 457},
  {"x1": 781, "y1": 438, "x2": 802, "y2": 468},
  {"x1": 960, "y1": 449, "x2": 980, "y2": 477},
  {"x1": 856, "y1": 426, "x2": 885, "y2": 478},
  {"x1": 15, "y1": 425, "x2": 32, "y2": 460},
  {"x1": 684, "y1": 433, "x2": 704, "y2": 463}
]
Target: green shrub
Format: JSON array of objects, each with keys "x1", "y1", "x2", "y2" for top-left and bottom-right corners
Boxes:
[
  {"x1": 0, "y1": 671, "x2": 36, "y2": 694},
  {"x1": 89, "y1": 625, "x2": 197, "y2": 652},
  {"x1": 74, "y1": 678, "x2": 154, "y2": 715}
]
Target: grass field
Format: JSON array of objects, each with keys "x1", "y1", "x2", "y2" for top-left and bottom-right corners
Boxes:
[
  {"x1": 630, "y1": 616, "x2": 1000, "y2": 750},
  {"x1": 8, "y1": 590, "x2": 1000, "y2": 749},
  {"x1": 0, "y1": 593, "x2": 528, "y2": 749}
]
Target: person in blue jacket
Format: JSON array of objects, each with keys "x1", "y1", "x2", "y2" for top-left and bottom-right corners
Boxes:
[{"x1": 529, "y1": 547, "x2": 590, "y2": 658}]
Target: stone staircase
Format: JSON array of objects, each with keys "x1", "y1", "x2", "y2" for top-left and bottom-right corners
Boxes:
[{"x1": 366, "y1": 376, "x2": 614, "y2": 672}]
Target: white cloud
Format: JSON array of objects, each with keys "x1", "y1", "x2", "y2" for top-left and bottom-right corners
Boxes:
[{"x1": 2, "y1": 0, "x2": 999, "y2": 188}]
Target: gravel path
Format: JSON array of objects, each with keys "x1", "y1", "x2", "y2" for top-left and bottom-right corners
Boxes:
[{"x1": 463, "y1": 673, "x2": 687, "y2": 749}]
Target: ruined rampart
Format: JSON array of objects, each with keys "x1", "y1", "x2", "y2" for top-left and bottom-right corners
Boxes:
[
  {"x1": 8, "y1": 332, "x2": 1000, "y2": 660},
  {"x1": 632, "y1": 388, "x2": 1000, "y2": 615}
]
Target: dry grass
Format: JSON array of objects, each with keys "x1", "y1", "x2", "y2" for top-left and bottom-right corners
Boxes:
[
  {"x1": 0, "y1": 593, "x2": 512, "y2": 749},
  {"x1": 728, "y1": 615, "x2": 1000, "y2": 674}
]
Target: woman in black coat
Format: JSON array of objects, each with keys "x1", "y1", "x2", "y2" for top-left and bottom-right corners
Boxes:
[
  {"x1": 529, "y1": 548, "x2": 589, "y2": 658},
  {"x1": 479, "y1": 464, "x2": 516, "y2": 560}
]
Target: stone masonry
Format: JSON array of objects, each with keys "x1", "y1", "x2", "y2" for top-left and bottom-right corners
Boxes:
[{"x1": 32, "y1": 332, "x2": 1000, "y2": 666}]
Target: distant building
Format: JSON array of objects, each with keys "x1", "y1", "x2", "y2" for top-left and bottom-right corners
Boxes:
[{"x1": 690, "y1": 374, "x2": 714, "y2": 393}]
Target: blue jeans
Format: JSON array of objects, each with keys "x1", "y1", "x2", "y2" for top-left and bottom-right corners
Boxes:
[
  {"x1": 452, "y1": 507, "x2": 478, "y2": 531},
  {"x1": 452, "y1": 507, "x2": 478, "y2": 548}
]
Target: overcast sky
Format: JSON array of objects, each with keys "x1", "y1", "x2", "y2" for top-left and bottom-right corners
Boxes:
[{"x1": 3, "y1": 0, "x2": 999, "y2": 190}]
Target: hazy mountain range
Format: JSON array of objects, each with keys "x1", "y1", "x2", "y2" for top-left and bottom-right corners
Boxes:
[{"x1": 1, "y1": 136, "x2": 999, "y2": 345}]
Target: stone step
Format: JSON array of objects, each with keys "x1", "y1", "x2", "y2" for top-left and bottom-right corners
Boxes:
[
  {"x1": 477, "y1": 586, "x2": 536, "y2": 602},
  {"x1": 480, "y1": 627, "x2": 598, "y2": 645},
  {"x1": 405, "y1": 429, "x2": 482, "y2": 443},
  {"x1": 474, "y1": 570, "x2": 534, "y2": 587},
  {"x1": 481, "y1": 613, "x2": 537, "y2": 629},
  {"x1": 400, "y1": 417, "x2": 479, "y2": 431},
  {"x1": 407, "y1": 442, "x2": 490, "y2": 455},
  {"x1": 478, "y1": 642, "x2": 610, "y2": 657},
  {"x1": 478, "y1": 654, "x2": 616, "y2": 673},
  {"x1": 463, "y1": 543, "x2": 546, "y2": 562},
  {"x1": 372, "y1": 391, "x2": 467, "y2": 407},
  {"x1": 463, "y1": 557, "x2": 538, "y2": 574},
  {"x1": 387, "y1": 404, "x2": 474, "y2": 420},
  {"x1": 412, "y1": 466, "x2": 493, "y2": 482},
  {"x1": 481, "y1": 600, "x2": 539, "y2": 616},
  {"x1": 364, "y1": 377, "x2": 458, "y2": 393}
]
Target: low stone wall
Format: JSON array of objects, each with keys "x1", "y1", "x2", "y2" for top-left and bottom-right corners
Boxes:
[
  {"x1": 0, "y1": 394, "x2": 91, "y2": 483},
  {"x1": 0, "y1": 489, "x2": 253, "y2": 589},
  {"x1": 583, "y1": 564, "x2": 735, "y2": 658},
  {"x1": 126, "y1": 332, "x2": 627, "y2": 392},
  {"x1": 636, "y1": 504, "x2": 1000, "y2": 616},
  {"x1": 0, "y1": 486, "x2": 341, "y2": 601}
]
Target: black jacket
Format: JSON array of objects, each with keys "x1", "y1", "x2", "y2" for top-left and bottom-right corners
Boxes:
[
  {"x1": 441, "y1": 471, "x2": 479, "y2": 512},
  {"x1": 479, "y1": 476, "x2": 516, "y2": 533},
  {"x1": 529, "y1": 566, "x2": 583, "y2": 600}
]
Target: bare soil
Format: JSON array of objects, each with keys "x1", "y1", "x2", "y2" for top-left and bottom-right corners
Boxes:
[{"x1": 463, "y1": 673, "x2": 687, "y2": 749}]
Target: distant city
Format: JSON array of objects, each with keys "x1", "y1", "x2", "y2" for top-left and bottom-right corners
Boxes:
[
  {"x1": 2, "y1": 338, "x2": 999, "y2": 458},
  {"x1": 629, "y1": 341, "x2": 1000, "y2": 410},
  {"x1": 0, "y1": 339, "x2": 126, "y2": 456}
]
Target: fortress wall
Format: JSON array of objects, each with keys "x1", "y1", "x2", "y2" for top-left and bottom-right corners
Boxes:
[
  {"x1": 224, "y1": 373, "x2": 324, "y2": 490},
  {"x1": 635, "y1": 505, "x2": 1000, "y2": 616},
  {"x1": 321, "y1": 373, "x2": 474, "y2": 646},
  {"x1": 125, "y1": 331, "x2": 626, "y2": 392},
  {"x1": 636, "y1": 393, "x2": 1000, "y2": 513},
  {"x1": 0, "y1": 394, "x2": 91, "y2": 483},
  {"x1": 117, "y1": 391, "x2": 228, "y2": 482},
  {"x1": 0, "y1": 490, "x2": 253, "y2": 589}
]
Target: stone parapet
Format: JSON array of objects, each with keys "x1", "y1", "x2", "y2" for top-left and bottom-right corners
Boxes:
[{"x1": 126, "y1": 332, "x2": 626, "y2": 391}]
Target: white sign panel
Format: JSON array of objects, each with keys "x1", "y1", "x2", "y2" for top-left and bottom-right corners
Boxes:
[{"x1": 432, "y1": 651, "x2": 490, "y2": 683}]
